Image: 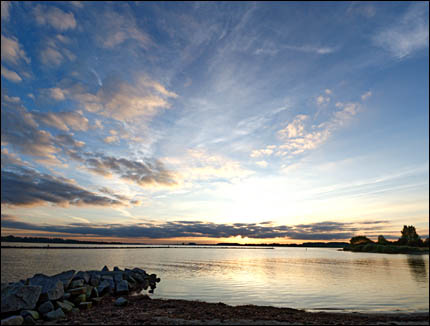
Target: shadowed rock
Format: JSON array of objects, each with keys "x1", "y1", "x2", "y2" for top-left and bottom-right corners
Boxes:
[
  {"x1": 1, "y1": 283, "x2": 42, "y2": 313},
  {"x1": 0, "y1": 315, "x2": 24, "y2": 325},
  {"x1": 28, "y1": 275, "x2": 64, "y2": 301}
]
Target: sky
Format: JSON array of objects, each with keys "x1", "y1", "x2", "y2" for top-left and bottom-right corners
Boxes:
[{"x1": 1, "y1": 1, "x2": 429, "y2": 244}]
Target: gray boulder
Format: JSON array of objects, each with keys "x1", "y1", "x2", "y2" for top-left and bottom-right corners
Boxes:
[
  {"x1": 115, "y1": 280, "x2": 129, "y2": 295},
  {"x1": 97, "y1": 280, "x2": 112, "y2": 296},
  {"x1": 1, "y1": 283, "x2": 42, "y2": 313},
  {"x1": 28, "y1": 274, "x2": 64, "y2": 301},
  {"x1": 73, "y1": 271, "x2": 90, "y2": 284},
  {"x1": 38, "y1": 301, "x2": 54, "y2": 315},
  {"x1": 56, "y1": 301, "x2": 73, "y2": 313},
  {"x1": 69, "y1": 279, "x2": 84, "y2": 289},
  {"x1": 51, "y1": 270, "x2": 75, "y2": 290},
  {"x1": 1, "y1": 315, "x2": 24, "y2": 325},
  {"x1": 89, "y1": 274, "x2": 100, "y2": 287},
  {"x1": 113, "y1": 272, "x2": 123, "y2": 283},
  {"x1": 44, "y1": 308, "x2": 65, "y2": 321},
  {"x1": 67, "y1": 287, "x2": 86, "y2": 296}
]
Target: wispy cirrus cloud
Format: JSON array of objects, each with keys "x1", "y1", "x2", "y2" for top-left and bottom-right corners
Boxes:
[{"x1": 373, "y1": 2, "x2": 429, "y2": 59}]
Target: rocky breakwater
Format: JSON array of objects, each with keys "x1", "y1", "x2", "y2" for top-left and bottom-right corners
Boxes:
[{"x1": 1, "y1": 266, "x2": 160, "y2": 325}]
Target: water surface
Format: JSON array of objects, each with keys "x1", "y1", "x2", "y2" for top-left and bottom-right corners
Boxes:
[{"x1": 1, "y1": 245, "x2": 428, "y2": 313}]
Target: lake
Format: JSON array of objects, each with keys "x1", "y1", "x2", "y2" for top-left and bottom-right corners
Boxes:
[{"x1": 1, "y1": 244, "x2": 428, "y2": 313}]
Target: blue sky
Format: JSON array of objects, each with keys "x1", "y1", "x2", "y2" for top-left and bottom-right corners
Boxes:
[{"x1": 1, "y1": 1, "x2": 428, "y2": 243}]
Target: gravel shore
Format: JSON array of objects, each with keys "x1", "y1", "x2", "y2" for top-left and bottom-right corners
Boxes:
[{"x1": 45, "y1": 294, "x2": 429, "y2": 325}]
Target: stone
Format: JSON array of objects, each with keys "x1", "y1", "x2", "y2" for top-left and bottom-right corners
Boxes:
[
  {"x1": 23, "y1": 316, "x2": 35, "y2": 325},
  {"x1": 89, "y1": 274, "x2": 100, "y2": 287},
  {"x1": 101, "y1": 275, "x2": 113, "y2": 281},
  {"x1": 73, "y1": 271, "x2": 90, "y2": 284},
  {"x1": 28, "y1": 275, "x2": 64, "y2": 301},
  {"x1": 19, "y1": 311, "x2": 39, "y2": 320},
  {"x1": 101, "y1": 265, "x2": 109, "y2": 272},
  {"x1": 113, "y1": 272, "x2": 123, "y2": 283},
  {"x1": 72, "y1": 294, "x2": 86, "y2": 305},
  {"x1": 97, "y1": 280, "x2": 112, "y2": 296},
  {"x1": 113, "y1": 266, "x2": 121, "y2": 271},
  {"x1": 85, "y1": 285, "x2": 94, "y2": 298},
  {"x1": 51, "y1": 270, "x2": 75, "y2": 290},
  {"x1": 69, "y1": 279, "x2": 84, "y2": 289},
  {"x1": 115, "y1": 280, "x2": 129, "y2": 295},
  {"x1": 132, "y1": 272, "x2": 144, "y2": 283},
  {"x1": 132, "y1": 267, "x2": 146, "y2": 275},
  {"x1": 38, "y1": 301, "x2": 54, "y2": 315},
  {"x1": 63, "y1": 292, "x2": 71, "y2": 300},
  {"x1": 92, "y1": 287, "x2": 99, "y2": 298},
  {"x1": 56, "y1": 301, "x2": 73, "y2": 313},
  {"x1": 78, "y1": 302, "x2": 92, "y2": 310},
  {"x1": 63, "y1": 300, "x2": 75, "y2": 307},
  {"x1": 114, "y1": 297, "x2": 128, "y2": 307},
  {"x1": 67, "y1": 287, "x2": 86, "y2": 296},
  {"x1": 1, "y1": 315, "x2": 24, "y2": 325},
  {"x1": 1, "y1": 283, "x2": 42, "y2": 313},
  {"x1": 44, "y1": 308, "x2": 65, "y2": 321}
]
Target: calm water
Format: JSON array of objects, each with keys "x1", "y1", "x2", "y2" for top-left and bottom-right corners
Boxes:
[{"x1": 1, "y1": 244, "x2": 429, "y2": 313}]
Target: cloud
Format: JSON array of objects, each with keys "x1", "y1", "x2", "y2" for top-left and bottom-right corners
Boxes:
[
  {"x1": 361, "y1": 91, "x2": 372, "y2": 101},
  {"x1": 71, "y1": 152, "x2": 179, "y2": 188},
  {"x1": 373, "y1": 2, "x2": 429, "y2": 59},
  {"x1": 256, "y1": 160, "x2": 268, "y2": 168},
  {"x1": 250, "y1": 145, "x2": 276, "y2": 158},
  {"x1": 1, "y1": 148, "x2": 31, "y2": 169},
  {"x1": 1, "y1": 99, "x2": 59, "y2": 160},
  {"x1": 33, "y1": 4, "x2": 77, "y2": 31},
  {"x1": 1, "y1": 65, "x2": 22, "y2": 82},
  {"x1": 52, "y1": 75, "x2": 177, "y2": 122},
  {"x1": 1, "y1": 34, "x2": 31, "y2": 65},
  {"x1": 40, "y1": 47, "x2": 64, "y2": 66},
  {"x1": 39, "y1": 36, "x2": 76, "y2": 67},
  {"x1": 284, "y1": 44, "x2": 336, "y2": 55},
  {"x1": 1, "y1": 1, "x2": 11, "y2": 21},
  {"x1": 1, "y1": 166, "x2": 123, "y2": 207},
  {"x1": 165, "y1": 149, "x2": 253, "y2": 183},
  {"x1": 0, "y1": 218, "x2": 378, "y2": 241},
  {"x1": 32, "y1": 111, "x2": 89, "y2": 132},
  {"x1": 96, "y1": 8, "x2": 150, "y2": 49},
  {"x1": 278, "y1": 114, "x2": 307, "y2": 139}
]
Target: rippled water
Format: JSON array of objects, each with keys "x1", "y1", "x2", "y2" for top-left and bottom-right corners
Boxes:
[{"x1": 1, "y1": 244, "x2": 428, "y2": 313}]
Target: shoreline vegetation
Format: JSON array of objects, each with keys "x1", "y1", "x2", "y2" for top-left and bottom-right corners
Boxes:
[
  {"x1": 1, "y1": 235, "x2": 347, "y2": 247},
  {"x1": 344, "y1": 225, "x2": 429, "y2": 255}
]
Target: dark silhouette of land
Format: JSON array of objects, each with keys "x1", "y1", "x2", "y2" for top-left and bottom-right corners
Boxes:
[
  {"x1": 1, "y1": 235, "x2": 347, "y2": 248},
  {"x1": 344, "y1": 225, "x2": 429, "y2": 254}
]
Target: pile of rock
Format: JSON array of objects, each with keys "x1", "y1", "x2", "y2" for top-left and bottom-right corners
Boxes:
[{"x1": 1, "y1": 266, "x2": 160, "y2": 325}]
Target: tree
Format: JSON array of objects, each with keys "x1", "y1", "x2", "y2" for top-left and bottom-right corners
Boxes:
[
  {"x1": 377, "y1": 235, "x2": 390, "y2": 245},
  {"x1": 350, "y1": 236, "x2": 373, "y2": 245},
  {"x1": 398, "y1": 225, "x2": 421, "y2": 247}
]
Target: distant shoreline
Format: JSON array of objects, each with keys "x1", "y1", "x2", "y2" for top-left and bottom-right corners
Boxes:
[{"x1": 0, "y1": 245, "x2": 274, "y2": 250}]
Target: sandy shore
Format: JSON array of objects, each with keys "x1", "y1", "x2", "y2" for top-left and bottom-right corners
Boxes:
[{"x1": 43, "y1": 294, "x2": 429, "y2": 325}]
